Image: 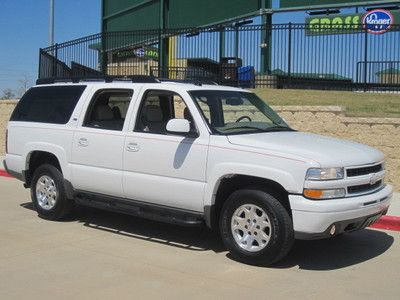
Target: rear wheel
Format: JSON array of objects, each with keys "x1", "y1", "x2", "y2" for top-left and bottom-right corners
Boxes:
[
  {"x1": 31, "y1": 164, "x2": 73, "y2": 220},
  {"x1": 220, "y1": 189, "x2": 294, "y2": 266}
]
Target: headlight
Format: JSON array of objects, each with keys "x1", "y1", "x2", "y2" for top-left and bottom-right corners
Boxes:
[
  {"x1": 304, "y1": 188, "x2": 346, "y2": 200},
  {"x1": 306, "y1": 168, "x2": 344, "y2": 181}
]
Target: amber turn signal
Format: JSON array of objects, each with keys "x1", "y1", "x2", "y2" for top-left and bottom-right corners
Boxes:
[
  {"x1": 304, "y1": 189, "x2": 324, "y2": 199},
  {"x1": 303, "y1": 188, "x2": 346, "y2": 200}
]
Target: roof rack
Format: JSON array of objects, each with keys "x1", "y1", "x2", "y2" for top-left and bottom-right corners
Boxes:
[
  {"x1": 36, "y1": 75, "x2": 160, "y2": 85},
  {"x1": 36, "y1": 76, "x2": 220, "y2": 86},
  {"x1": 159, "y1": 79, "x2": 219, "y2": 86}
]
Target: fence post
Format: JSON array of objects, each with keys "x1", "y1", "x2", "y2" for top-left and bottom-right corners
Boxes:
[
  {"x1": 52, "y1": 43, "x2": 59, "y2": 77},
  {"x1": 363, "y1": 27, "x2": 368, "y2": 92},
  {"x1": 158, "y1": 29, "x2": 168, "y2": 78},
  {"x1": 158, "y1": 0, "x2": 168, "y2": 78},
  {"x1": 38, "y1": 49, "x2": 43, "y2": 79},
  {"x1": 101, "y1": 32, "x2": 108, "y2": 75},
  {"x1": 234, "y1": 26, "x2": 239, "y2": 60},
  {"x1": 219, "y1": 28, "x2": 225, "y2": 62},
  {"x1": 219, "y1": 28, "x2": 226, "y2": 84},
  {"x1": 287, "y1": 22, "x2": 292, "y2": 87},
  {"x1": 260, "y1": 14, "x2": 272, "y2": 75}
]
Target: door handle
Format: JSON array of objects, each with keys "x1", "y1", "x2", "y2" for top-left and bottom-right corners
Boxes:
[
  {"x1": 78, "y1": 138, "x2": 89, "y2": 147},
  {"x1": 126, "y1": 142, "x2": 139, "y2": 152}
]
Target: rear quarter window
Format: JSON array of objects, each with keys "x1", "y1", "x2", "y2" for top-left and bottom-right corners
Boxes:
[{"x1": 10, "y1": 85, "x2": 86, "y2": 124}]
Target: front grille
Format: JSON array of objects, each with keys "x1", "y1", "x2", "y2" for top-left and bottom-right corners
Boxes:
[
  {"x1": 346, "y1": 164, "x2": 383, "y2": 177},
  {"x1": 347, "y1": 180, "x2": 382, "y2": 194}
]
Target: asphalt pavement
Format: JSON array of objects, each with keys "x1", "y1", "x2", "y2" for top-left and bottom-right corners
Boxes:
[{"x1": 0, "y1": 176, "x2": 399, "y2": 299}]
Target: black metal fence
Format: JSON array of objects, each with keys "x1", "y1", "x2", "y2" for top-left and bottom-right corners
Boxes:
[{"x1": 39, "y1": 23, "x2": 400, "y2": 92}]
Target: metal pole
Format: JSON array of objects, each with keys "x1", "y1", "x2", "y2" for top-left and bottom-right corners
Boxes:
[
  {"x1": 38, "y1": 49, "x2": 43, "y2": 79},
  {"x1": 219, "y1": 28, "x2": 225, "y2": 62},
  {"x1": 363, "y1": 27, "x2": 368, "y2": 92},
  {"x1": 49, "y1": 0, "x2": 55, "y2": 46},
  {"x1": 159, "y1": 0, "x2": 167, "y2": 78},
  {"x1": 234, "y1": 26, "x2": 239, "y2": 60},
  {"x1": 219, "y1": 28, "x2": 225, "y2": 84},
  {"x1": 260, "y1": 0, "x2": 272, "y2": 75},
  {"x1": 52, "y1": 43, "x2": 59, "y2": 77},
  {"x1": 288, "y1": 22, "x2": 292, "y2": 77},
  {"x1": 260, "y1": 13, "x2": 272, "y2": 74},
  {"x1": 287, "y1": 22, "x2": 292, "y2": 88}
]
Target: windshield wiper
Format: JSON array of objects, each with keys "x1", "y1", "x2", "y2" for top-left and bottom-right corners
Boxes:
[
  {"x1": 221, "y1": 126, "x2": 268, "y2": 132},
  {"x1": 264, "y1": 125, "x2": 294, "y2": 132}
]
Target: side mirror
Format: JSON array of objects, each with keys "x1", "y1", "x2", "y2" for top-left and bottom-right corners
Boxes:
[{"x1": 166, "y1": 119, "x2": 191, "y2": 135}]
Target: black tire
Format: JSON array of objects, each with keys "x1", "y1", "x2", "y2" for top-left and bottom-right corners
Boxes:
[
  {"x1": 30, "y1": 164, "x2": 74, "y2": 220},
  {"x1": 219, "y1": 189, "x2": 294, "y2": 266}
]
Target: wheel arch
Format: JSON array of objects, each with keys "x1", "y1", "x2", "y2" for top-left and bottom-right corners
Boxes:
[
  {"x1": 23, "y1": 144, "x2": 69, "y2": 186},
  {"x1": 205, "y1": 174, "x2": 292, "y2": 229}
]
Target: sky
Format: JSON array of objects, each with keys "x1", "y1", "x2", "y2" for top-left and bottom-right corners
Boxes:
[{"x1": 0, "y1": 0, "x2": 101, "y2": 95}]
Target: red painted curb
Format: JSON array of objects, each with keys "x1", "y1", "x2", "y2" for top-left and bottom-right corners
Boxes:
[
  {"x1": 0, "y1": 169, "x2": 12, "y2": 178},
  {"x1": 370, "y1": 216, "x2": 400, "y2": 232}
]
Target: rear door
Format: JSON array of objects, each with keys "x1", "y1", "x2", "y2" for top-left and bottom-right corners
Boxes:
[{"x1": 70, "y1": 88, "x2": 134, "y2": 197}]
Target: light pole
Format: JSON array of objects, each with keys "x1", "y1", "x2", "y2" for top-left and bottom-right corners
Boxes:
[{"x1": 49, "y1": 0, "x2": 55, "y2": 46}]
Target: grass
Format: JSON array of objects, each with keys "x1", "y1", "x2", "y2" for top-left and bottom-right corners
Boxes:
[{"x1": 252, "y1": 88, "x2": 400, "y2": 118}]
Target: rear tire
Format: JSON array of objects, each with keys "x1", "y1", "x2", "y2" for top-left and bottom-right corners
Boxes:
[
  {"x1": 31, "y1": 164, "x2": 73, "y2": 220},
  {"x1": 219, "y1": 189, "x2": 294, "y2": 266}
]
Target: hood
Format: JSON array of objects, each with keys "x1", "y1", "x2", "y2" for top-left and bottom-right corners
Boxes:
[{"x1": 227, "y1": 132, "x2": 384, "y2": 167}]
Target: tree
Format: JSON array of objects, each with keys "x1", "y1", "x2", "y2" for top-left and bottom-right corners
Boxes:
[
  {"x1": 1, "y1": 88, "x2": 15, "y2": 100},
  {"x1": 17, "y1": 74, "x2": 31, "y2": 97}
]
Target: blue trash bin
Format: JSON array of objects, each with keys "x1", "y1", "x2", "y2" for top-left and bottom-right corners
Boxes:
[{"x1": 238, "y1": 66, "x2": 255, "y2": 88}]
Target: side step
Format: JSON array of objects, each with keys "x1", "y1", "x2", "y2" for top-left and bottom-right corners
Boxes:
[{"x1": 74, "y1": 191, "x2": 205, "y2": 227}]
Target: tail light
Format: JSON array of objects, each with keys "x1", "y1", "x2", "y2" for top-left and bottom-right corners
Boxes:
[{"x1": 5, "y1": 129, "x2": 8, "y2": 154}]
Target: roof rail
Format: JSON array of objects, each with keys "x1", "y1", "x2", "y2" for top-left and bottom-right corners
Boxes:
[
  {"x1": 159, "y1": 78, "x2": 219, "y2": 86},
  {"x1": 36, "y1": 75, "x2": 160, "y2": 85}
]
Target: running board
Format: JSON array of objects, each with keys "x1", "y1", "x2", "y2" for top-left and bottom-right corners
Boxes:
[{"x1": 74, "y1": 191, "x2": 204, "y2": 227}]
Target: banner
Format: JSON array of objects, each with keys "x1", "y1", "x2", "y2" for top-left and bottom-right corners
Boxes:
[{"x1": 306, "y1": 10, "x2": 400, "y2": 35}]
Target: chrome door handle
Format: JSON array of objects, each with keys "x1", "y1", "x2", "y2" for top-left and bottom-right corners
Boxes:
[
  {"x1": 126, "y1": 142, "x2": 139, "y2": 152},
  {"x1": 78, "y1": 138, "x2": 88, "y2": 147}
]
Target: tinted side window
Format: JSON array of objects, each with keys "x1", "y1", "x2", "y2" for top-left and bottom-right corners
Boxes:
[
  {"x1": 83, "y1": 89, "x2": 133, "y2": 131},
  {"x1": 10, "y1": 86, "x2": 86, "y2": 124},
  {"x1": 135, "y1": 91, "x2": 194, "y2": 135}
]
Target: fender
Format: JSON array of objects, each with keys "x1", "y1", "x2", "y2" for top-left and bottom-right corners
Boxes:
[
  {"x1": 203, "y1": 162, "x2": 303, "y2": 209},
  {"x1": 23, "y1": 142, "x2": 71, "y2": 181}
]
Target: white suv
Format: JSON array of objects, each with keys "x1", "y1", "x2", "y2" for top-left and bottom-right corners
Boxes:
[{"x1": 4, "y1": 77, "x2": 393, "y2": 265}]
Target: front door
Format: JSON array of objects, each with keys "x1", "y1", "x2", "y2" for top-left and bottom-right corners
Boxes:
[{"x1": 123, "y1": 90, "x2": 208, "y2": 212}]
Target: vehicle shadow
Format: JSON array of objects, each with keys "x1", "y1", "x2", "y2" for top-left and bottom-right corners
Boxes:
[
  {"x1": 271, "y1": 229, "x2": 394, "y2": 270},
  {"x1": 20, "y1": 202, "x2": 225, "y2": 253},
  {"x1": 20, "y1": 202, "x2": 394, "y2": 269}
]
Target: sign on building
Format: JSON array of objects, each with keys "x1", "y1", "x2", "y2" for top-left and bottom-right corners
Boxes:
[{"x1": 306, "y1": 9, "x2": 399, "y2": 35}]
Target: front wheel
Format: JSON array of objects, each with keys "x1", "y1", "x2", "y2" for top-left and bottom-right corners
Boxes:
[
  {"x1": 31, "y1": 164, "x2": 73, "y2": 220},
  {"x1": 219, "y1": 189, "x2": 294, "y2": 266}
]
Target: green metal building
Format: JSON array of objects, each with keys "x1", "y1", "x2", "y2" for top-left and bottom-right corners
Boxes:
[{"x1": 101, "y1": 0, "x2": 272, "y2": 32}]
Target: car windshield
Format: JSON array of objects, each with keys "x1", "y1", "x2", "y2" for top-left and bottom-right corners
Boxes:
[{"x1": 189, "y1": 90, "x2": 292, "y2": 135}]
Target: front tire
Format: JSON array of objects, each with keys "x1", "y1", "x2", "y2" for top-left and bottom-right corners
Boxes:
[
  {"x1": 31, "y1": 164, "x2": 73, "y2": 220},
  {"x1": 220, "y1": 189, "x2": 294, "y2": 266}
]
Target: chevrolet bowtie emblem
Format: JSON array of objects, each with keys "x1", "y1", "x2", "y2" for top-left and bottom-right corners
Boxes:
[{"x1": 370, "y1": 173, "x2": 380, "y2": 185}]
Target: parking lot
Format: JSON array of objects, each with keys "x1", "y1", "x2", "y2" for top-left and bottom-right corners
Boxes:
[{"x1": 0, "y1": 176, "x2": 399, "y2": 299}]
